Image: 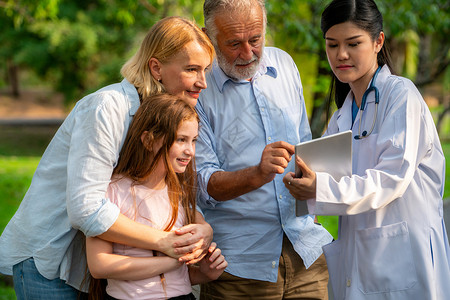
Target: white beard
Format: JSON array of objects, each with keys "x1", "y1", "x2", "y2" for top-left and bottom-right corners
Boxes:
[{"x1": 216, "y1": 46, "x2": 264, "y2": 80}]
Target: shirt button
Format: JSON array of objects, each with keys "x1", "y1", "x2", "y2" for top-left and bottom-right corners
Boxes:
[
  {"x1": 261, "y1": 107, "x2": 265, "y2": 112},
  {"x1": 347, "y1": 279, "x2": 351, "y2": 287},
  {"x1": 279, "y1": 195, "x2": 282, "y2": 199},
  {"x1": 272, "y1": 261, "x2": 276, "y2": 268},
  {"x1": 268, "y1": 136, "x2": 272, "y2": 141},
  {"x1": 281, "y1": 224, "x2": 285, "y2": 229}
]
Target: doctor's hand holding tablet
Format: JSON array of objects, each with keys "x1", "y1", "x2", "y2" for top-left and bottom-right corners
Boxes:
[{"x1": 284, "y1": 0, "x2": 450, "y2": 299}]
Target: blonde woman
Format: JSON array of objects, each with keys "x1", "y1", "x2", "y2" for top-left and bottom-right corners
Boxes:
[{"x1": 0, "y1": 16, "x2": 214, "y2": 299}]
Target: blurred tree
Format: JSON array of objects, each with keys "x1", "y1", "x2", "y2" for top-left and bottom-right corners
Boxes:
[
  {"x1": 0, "y1": 0, "x2": 448, "y2": 131},
  {"x1": 0, "y1": 0, "x2": 204, "y2": 104},
  {"x1": 380, "y1": 0, "x2": 449, "y2": 134},
  {"x1": 0, "y1": 0, "x2": 61, "y2": 97},
  {"x1": 267, "y1": 0, "x2": 449, "y2": 137},
  {"x1": 266, "y1": 0, "x2": 331, "y2": 137}
]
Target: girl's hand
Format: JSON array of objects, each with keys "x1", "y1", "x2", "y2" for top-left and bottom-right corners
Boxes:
[
  {"x1": 283, "y1": 155, "x2": 317, "y2": 200},
  {"x1": 198, "y1": 242, "x2": 228, "y2": 281}
]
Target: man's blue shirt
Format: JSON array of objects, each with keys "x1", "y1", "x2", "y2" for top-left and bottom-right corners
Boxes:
[{"x1": 195, "y1": 47, "x2": 333, "y2": 282}]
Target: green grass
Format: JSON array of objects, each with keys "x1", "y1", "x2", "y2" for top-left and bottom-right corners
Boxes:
[
  {"x1": 0, "y1": 280, "x2": 15, "y2": 300},
  {"x1": 0, "y1": 156, "x2": 40, "y2": 233},
  {"x1": 0, "y1": 124, "x2": 53, "y2": 298},
  {"x1": 0, "y1": 156, "x2": 40, "y2": 300}
]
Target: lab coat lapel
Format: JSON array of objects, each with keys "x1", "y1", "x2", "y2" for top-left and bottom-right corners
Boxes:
[{"x1": 336, "y1": 94, "x2": 354, "y2": 132}]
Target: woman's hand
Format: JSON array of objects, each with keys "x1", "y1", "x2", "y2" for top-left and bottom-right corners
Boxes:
[
  {"x1": 173, "y1": 221, "x2": 213, "y2": 264},
  {"x1": 283, "y1": 155, "x2": 317, "y2": 200}
]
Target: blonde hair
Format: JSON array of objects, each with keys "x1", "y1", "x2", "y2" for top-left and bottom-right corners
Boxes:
[{"x1": 121, "y1": 16, "x2": 214, "y2": 99}]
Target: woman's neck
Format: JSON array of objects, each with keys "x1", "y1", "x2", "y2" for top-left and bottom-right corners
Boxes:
[{"x1": 350, "y1": 64, "x2": 379, "y2": 108}]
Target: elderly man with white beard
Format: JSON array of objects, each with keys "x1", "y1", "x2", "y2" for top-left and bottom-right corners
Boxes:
[{"x1": 194, "y1": 0, "x2": 333, "y2": 299}]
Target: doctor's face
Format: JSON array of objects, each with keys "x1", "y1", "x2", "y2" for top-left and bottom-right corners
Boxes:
[{"x1": 325, "y1": 21, "x2": 383, "y2": 90}]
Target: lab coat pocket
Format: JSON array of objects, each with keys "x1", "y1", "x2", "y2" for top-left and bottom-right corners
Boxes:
[{"x1": 355, "y1": 221, "x2": 417, "y2": 294}]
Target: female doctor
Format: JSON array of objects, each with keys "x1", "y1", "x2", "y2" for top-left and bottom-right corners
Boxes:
[{"x1": 284, "y1": 0, "x2": 450, "y2": 299}]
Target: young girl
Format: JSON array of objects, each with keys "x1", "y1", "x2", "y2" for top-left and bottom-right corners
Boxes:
[
  {"x1": 86, "y1": 93, "x2": 227, "y2": 300},
  {"x1": 284, "y1": 0, "x2": 450, "y2": 299}
]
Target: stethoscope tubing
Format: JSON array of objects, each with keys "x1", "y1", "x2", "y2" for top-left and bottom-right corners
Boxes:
[{"x1": 354, "y1": 66, "x2": 382, "y2": 140}]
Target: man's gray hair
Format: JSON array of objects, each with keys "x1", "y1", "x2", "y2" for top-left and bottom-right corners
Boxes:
[{"x1": 203, "y1": 0, "x2": 267, "y2": 44}]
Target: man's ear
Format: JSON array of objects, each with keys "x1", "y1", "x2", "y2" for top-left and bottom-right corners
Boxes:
[
  {"x1": 149, "y1": 58, "x2": 162, "y2": 81},
  {"x1": 141, "y1": 131, "x2": 153, "y2": 150}
]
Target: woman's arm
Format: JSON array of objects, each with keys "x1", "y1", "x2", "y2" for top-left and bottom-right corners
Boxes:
[
  {"x1": 97, "y1": 214, "x2": 188, "y2": 259},
  {"x1": 174, "y1": 211, "x2": 213, "y2": 263},
  {"x1": 86, "y1": 236, "x2": 182, "y2": 280},
  {"x1": 99, "y1": 214, "x2": 213, "y2": 261}
]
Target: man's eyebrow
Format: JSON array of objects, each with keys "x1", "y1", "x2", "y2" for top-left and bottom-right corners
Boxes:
[{"x1": 226, "y1": 34, "x2": 262, "y2": 44}]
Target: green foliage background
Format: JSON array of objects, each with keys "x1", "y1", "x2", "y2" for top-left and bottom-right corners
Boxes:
[{"x1": 1, "y1": 0, "x2": 448, "y2": 137}]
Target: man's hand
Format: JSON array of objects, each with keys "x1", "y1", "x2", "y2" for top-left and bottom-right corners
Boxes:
[
  {"x1": 258, "y1": 141, "x2": 295, "y2": 183},
  {"x1": 207, "y1": 141, "x2": 295, "y2": 201}
]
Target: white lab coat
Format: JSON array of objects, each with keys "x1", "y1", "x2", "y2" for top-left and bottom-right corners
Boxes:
[{"x1": 310, "y1": 65, "x2": 450, "y2": 299}]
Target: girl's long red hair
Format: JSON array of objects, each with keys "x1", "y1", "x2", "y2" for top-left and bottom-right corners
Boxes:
[
  {"x1": 114, "y1": 93, "x2": 198, "y2": 228},
  {"x1": 88, "y1": 93, "x2": 198, "y2": 300}
]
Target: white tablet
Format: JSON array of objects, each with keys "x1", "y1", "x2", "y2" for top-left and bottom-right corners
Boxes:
[{"x1": 294, "y1": 130, "x2": 352, "y2": 216}]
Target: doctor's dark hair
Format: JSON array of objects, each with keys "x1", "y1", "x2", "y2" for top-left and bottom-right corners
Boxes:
[{"x1": 321, "y1": 0, "x2": 393, "y2": 110}]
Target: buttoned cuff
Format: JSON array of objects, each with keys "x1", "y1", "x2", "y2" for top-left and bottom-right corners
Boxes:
[{"x1": 82, "y1": 199, "x2": 120, "y2": 237}]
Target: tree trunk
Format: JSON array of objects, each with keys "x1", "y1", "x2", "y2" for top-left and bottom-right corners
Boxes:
[
  {"x1": 7, "y1": 59, "x2": 20, "y2": 98},
  {"x1": 309, "y1": 48, "x2": 331, "y2": 138}
]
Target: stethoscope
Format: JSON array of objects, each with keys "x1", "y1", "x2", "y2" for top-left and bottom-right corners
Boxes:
[{"x1": 354, "y1": 66, "x2": 381, "y2": 140}]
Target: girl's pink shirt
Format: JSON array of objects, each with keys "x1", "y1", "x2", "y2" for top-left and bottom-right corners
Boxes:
[{"x1": 105, "y1": 176, "x2": 191, "y2": 299}]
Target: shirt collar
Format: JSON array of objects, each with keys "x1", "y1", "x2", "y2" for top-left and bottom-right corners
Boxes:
[
  {"x1": 211, "y1": 51, "x2": 278, "y2": 93},
  {"x1": 120, "y1": 78, "x2": 140, "y2": 116}
]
